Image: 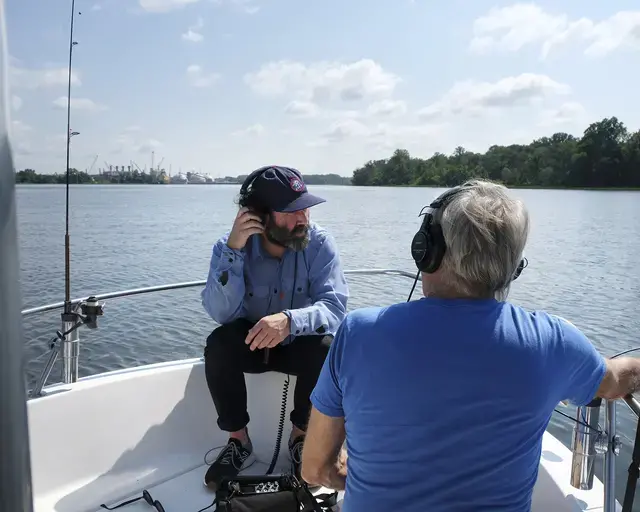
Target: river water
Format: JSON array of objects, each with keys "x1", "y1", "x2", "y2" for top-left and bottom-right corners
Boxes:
[{"x1": 15, "y1": 184, "x2": 640, "y2": 507}]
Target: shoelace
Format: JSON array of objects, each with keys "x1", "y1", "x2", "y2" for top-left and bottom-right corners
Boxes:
[
  {"x1": 290, "y1": 441, "x2": 303, "y2": 464},
  {"x1": 218, "y1": 442, "x2": 245, "y2": 468}
]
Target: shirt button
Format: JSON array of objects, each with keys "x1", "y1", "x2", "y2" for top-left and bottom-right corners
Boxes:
[
  {"x1": 228, "y1": 258, "x2": 233, "y2": 263},
  {"x1": 274, "y1": 289, "x2": 278, "y2": 294}
]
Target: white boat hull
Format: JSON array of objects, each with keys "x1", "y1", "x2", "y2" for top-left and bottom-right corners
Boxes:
[{"x1": 27, "y1": 358, "x2": 620, "y2": 511}]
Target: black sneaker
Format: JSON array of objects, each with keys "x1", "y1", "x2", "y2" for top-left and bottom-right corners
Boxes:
[
  {"x1": 289, "y1": 435, "x2": 320, "y2": 489},
  {"x1": 204, "y1": 438, "x2": 255, "y2": 490},
  {"x1": 289, "y1": 435, "x2": 305, "y2": 482}
]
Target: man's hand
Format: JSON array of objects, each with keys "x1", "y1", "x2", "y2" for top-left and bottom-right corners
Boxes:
[
  {"x1": 227, "y1": 207, "x2": 265, "y2": 251},
  {"x1": 337, "y1": 447, "x2": 348, "y2": 476},
  {"x1": 245, "y1": 312, "x2": 290, "y2": 351}
]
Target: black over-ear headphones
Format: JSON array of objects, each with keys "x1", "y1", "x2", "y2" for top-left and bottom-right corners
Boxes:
[
  {"x1": 240, "y1": 166, "x2": 273, "y2": 200},
  {"x1": 410, "y1": 185, "x2": 527, "y2": 280}
]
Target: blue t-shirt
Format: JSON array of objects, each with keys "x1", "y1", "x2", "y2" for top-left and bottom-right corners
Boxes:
[{"x1": 310, "y1": 297, "x2": 607, "y2": 512}]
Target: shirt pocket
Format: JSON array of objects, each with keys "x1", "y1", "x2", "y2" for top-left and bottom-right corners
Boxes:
[{"x1": 246, "y1": 284, "x2": 270, "y2": 299}]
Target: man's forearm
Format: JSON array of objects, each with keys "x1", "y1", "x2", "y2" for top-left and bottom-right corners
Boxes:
[
  {"x1": 315, "y1": 459, "x2": 347, "y2": 491},
  {"x1": 201, "y1": 241, "x2": 246, "y2": 323},
  {"x1": 614, "y1": 358, "x2": 640, "y2": 396},
  {"x1": 599, "y1": 358, "x2": 640, "y2": 399},
  {"x1": 286, "y1": 298, "x2": 346, "y2": 338}
]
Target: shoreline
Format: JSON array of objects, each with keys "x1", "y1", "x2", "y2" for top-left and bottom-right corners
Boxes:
[{"x1": 14, "y1": 182, "x2": 640, "y2": 191}]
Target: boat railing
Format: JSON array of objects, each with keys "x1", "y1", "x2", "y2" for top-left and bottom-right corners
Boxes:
[
  {"x1": 22, "y1": 268, "x2": 417, "y2": 396},
  {"x1": 19, "y1": 267, "x2": 640, "y2": 512}
]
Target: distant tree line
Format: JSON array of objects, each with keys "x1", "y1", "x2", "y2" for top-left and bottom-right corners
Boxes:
[
  {"x1": 352, "y1": 117, "x2": 640, "y2": 189},
  {"x1": 15, "y1": 168, "x2": 163, "y2": 184},
  {"x1": 15, "y1": 169, "x2": 352, "y2": 186}
]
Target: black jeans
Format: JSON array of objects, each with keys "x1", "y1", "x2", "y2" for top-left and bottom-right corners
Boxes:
[{"x1": 204, "y1": 318, "x2": 333, "y2": 433}]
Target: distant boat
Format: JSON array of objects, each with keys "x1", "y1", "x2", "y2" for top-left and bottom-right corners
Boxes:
[
  {"x1": 188, "y1": 173, "x2": 208, "y2": 184},
  {"x1": 170, "y1": 173, "x2": 188, "y2": 184}
]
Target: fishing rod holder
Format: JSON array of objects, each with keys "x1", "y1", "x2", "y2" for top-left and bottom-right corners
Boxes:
[
  {"x1": 569, "y1": 397, "x2": 620, "y2": 512},
  {"x1": 570, "y1": 398, "x2": 604, "y2": 490},
  {"x1": 30, "y1": 296, "x2": 105, "y2": 397},
  {"x1": 61, "y1": 296, "x2": 105, "y2": 384}
]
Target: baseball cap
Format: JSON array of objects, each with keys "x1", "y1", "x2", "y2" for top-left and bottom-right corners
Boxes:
[{"x1": 243, "y1": 166, "x2": 326, "y2": 213}]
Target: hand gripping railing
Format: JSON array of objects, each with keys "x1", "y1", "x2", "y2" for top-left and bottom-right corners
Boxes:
[
  {"x1": 23, "y1": 268, "x2": 417, "y2": 398},
  {"x1": 569, "y1": 394, "x2": 640, "y2": 512}
]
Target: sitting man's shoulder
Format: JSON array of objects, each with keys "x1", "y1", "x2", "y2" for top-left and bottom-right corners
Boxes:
[
  {"x1": 308, "y1": 222, "x2": 333, "y2": 244},
  {"x1": 502, "y1": 302, "x2": 587, "y2": 344},
  {"x1": 306, "y1": 222, "x2": 341, "y2": 258},
  {"x1": 338, "y1": 306, "x2": 388, "y2": 338}
]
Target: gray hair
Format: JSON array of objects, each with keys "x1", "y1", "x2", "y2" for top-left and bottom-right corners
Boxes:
[{"x1": 435, "y1": 179, "x2": 530, "y2": 301}]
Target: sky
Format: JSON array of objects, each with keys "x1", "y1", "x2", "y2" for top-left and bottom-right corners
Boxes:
[{"x1": 5, "y1": 0, "x2": 640, "y2": 177}]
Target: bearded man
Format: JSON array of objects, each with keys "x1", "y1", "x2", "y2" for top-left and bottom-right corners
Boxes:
[{"x1": 200, "y1": 165, "x2": 349, "y2": 490}]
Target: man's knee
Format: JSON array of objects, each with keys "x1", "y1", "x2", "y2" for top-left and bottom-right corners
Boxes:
[
  {"x1": 204, "y1": 318, "x2": 253, "y2": 359},
  {"x1": 304, "y1": 335, "x2": 333, "y2": 370}
]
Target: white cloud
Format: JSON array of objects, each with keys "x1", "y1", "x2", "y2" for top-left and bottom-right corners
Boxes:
[
  {"x1": 417, "y1": 73, "x2": 570, "y2": 120},
  {"x1": 10, "y1": 65, "x2": 81, "y2": 89},
  {"x1": 137, "y1": 139, "x2": 162, "y2": 153},
  {"x1": 284, "y1": 100, "x2": 319, "y2": 118},
  {"x1": 366, "y1": 99, "x2": 407, "y2": 117},
  {"x1": 470, "y1": 4, "x2": 640, "y2": 58},
  {"x1": 538, "y1": 101, "x2": 587, "y2": 127},
  {"x1": 213, "y1": 0, "x2": 260, "y2": 15},
  {"x1": 11, "y1": 120, "x2": 32, "y2": 134},
  {"x1": 10, "y1": 120, "x2": 33, "y2": 156},
  {"x1": 11, "y1": 95, "x2": 22, "y2": 111},
  {"x1": 182, "y1": 17, "x2": 204, "y2": 42},
  {"x1": 322, "y1": 119, "x2": 371, "y2": 143},
  {"x1": 186, "y1": 65, "x2": 220, "y2": 87},
  {"x1": 244, "y1": 59, "x2": 401, "y2": 104},
  {"x1": 112, "y1": 130, "x2": 162, "y2": 155},
  {"x1": 231, "y1": 123, "x2": 264, "y2": 137},
  {"x1": 138, "y1": 0, "x2": 200, "y2": 13},
  {"x1": 52, "y1": 97, "x2": 108, "y2": 112}
]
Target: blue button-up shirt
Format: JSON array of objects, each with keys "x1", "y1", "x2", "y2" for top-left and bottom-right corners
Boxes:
[{"x1": 201, "y1": 222, "x2": 349, "y2": 343}]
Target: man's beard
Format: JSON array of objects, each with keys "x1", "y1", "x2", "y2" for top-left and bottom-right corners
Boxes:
[{"x1": 265, "y1": 216, "x2": 310, "y2": 251}]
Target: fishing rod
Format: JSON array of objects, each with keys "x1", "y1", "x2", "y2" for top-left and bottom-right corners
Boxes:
[
  {"x1": 0, "y1": 0, "x2": 36, "y2": 509},
  {"x1": 64, "y1": 0, "x2": 79, "y2": 313}
]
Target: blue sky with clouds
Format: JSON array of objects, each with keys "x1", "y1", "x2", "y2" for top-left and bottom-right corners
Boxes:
[{"x1": 6, "y1": 0, "x2": 640, "y2": 177}]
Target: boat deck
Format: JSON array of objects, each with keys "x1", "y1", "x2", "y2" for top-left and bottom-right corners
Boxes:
[
  {"x1": 93, "y1": 459, "x2": 342, "y2": 511},
  {"x1": 27, "y1": 358, "x2": 617, "y2": 512}
]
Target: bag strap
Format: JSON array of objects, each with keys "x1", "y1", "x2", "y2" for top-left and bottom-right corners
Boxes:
[{"x1": 298, "y1": 484, "x2": 339, "y2": 512}]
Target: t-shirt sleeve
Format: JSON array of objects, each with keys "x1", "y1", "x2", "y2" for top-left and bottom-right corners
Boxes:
[
  {"x1": 554, "y1": 316, "x2": 607, "y2": 406},
  {"x1": 310, "y1": 316, "x2": 348, "y2": 417}
]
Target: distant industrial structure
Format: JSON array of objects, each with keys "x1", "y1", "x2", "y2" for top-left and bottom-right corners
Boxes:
[{"x1": 87, "y1": 151, "x2": 240, "y2": 184}]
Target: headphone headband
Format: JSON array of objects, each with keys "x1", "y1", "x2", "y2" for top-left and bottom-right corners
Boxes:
[
  {"x1": 240, "y1": 166, "x2": 273, "y2": 196},
  {"x1": 410, "y1": 184, "x2": 527, "y2": 283}
]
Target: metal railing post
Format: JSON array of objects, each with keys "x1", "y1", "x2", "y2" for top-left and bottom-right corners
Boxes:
[
  {"x1": 604, "y1": 399, "x2": 620, "y2": 512},
  {"x1": 61, "y1": 311, "x2": 79, "y2": 383},
  {"x1": 570, "y1": 398, "x2": 602, "y2": 490}
]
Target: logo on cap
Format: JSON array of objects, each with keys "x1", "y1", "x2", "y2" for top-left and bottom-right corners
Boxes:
[{"x1": 289, "y1": 177, "x2": 305, "y2": 193}]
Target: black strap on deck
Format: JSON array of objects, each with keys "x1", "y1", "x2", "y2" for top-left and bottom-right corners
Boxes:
[{"x1": 622, "y1": 413, "x2": 640, "y2": 511}]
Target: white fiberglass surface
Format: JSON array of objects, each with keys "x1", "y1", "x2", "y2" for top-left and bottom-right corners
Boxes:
[{"x1": 27, "y1": 359, "x2": 615, "y2": 511}]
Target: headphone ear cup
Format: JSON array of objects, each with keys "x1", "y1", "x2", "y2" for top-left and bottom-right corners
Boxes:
[
  {"x1": 423, "y1": 223, "x2": 445, "y2": 274},
  {"x1": 512, "y1": 258, "x2": 527, "y2": 281}
]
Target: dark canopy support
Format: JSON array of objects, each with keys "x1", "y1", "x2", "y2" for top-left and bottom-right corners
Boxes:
[{"x1": 0, "y1": 1, "x2": 35, "y2": 510}]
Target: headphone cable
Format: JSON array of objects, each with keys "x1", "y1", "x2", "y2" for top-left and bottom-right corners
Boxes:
[{"x1": 406, "y1": 270, "x2": 421, "y2": 302}]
